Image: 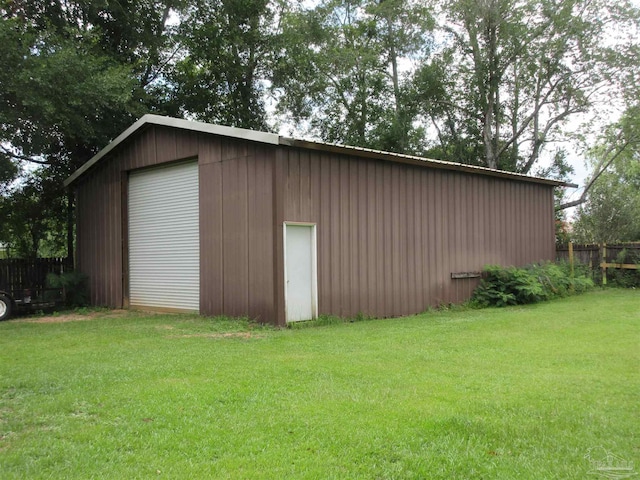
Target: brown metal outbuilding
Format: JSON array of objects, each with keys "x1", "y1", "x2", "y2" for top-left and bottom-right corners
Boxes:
[{"x1": 65, "y1": 115, "x2": 566, "y2": 326}]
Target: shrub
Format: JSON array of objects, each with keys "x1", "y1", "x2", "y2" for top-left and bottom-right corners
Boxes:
[
  {"x1": 608, "y1": 248, "x2": 640, "y2": 288},
  {"x1": 46, "y1": 271, "x2": 90, "y2": 307},
  {"x1": 472, "y1": 262, "x2": 594, "y2": 307}
]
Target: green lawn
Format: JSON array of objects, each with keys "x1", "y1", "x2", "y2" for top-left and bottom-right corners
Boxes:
[{"x1": 1, "y1": 290, "x2": 638, "y2": 479}]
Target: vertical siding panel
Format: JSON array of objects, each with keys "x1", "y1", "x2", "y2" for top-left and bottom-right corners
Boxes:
[
  {"x1": 107, "y1": 159, "x2": 116, "y2": 306},
  {"x1": 376, "y1": 163, "x2": 386, "y2": 316},
  {"x1": 511, "y1": 182, "x2": 519, "y2": 264},
  {"x1": 287, "y1": 149, "x2": 300, "y2": 220},
  {"x1": 445, "y1": 172, "x2": 454, "y2": 303},
  {"x1": 199, "y1": 134, "x2": 222, "y2": 165},
  {"x1": 329, "y1": 156, "x2": 342, "y2": 315},
  {"x1": 155, "y1": 128, "x2": 178, "y2": 163},
  {"x1": 143, "y1": 127, "x2": 156, "y2": 167},
  {"x1": 402, "y1": 168, "x2": 412, "y2": 315},
  {"x1": 441, "y1": 173, "x2": 452, "y2": 303},
  {"x1": 504, "y1": 181, "x2": 512, "y2": 265},
  {"x1": 471, "y1": 176, "x2": 486, "y2": 296},
  {"x1": 412, "y1": 171, "x2": 423, "y2": 313},
  {"x1": 318, "y1": 153, "x2": 331, "y2": 314},
  {"x1": 458, "y1": 174, "x2": 468, "y2": 302},
  {"x1": 222, "y1": 157, "x2": 249, "y2": 316},
  {"x1": 298, "y1": 149, "x2": 311, "y2": 220},
  {"x1": 338, "y1": 157, "x2": 349, "y2": 316},
  {"x1": 247, "y1": 147, "x2": 274, "y2": 322},
  {"x1": 518, "y1": 183, "x2": 524, "y2": 262},
  {"x1": 200, "y1": 161, "x2": 224, "y2": 315},
  {"x1": 308, "y1": 150, "x2": 321, "y2": 223},
  {"x1": 433, "y1": 171, "x2": 443, "y2": 305},
  {"x1": 539, "y1": 185, "x2": 546, "y2": 260},
  {"x1": 176, "y1": 130, "x2": 199, "y2": 159},
  {"x1": 272, "y1": 148, "x2": 287, "y2": 325},
  {"x1": 426, "y1": 171, "x2": 436, "y2": 306},
  {"x1": 453, "y1": 173, "x2": 462, "y2": 302},
  {"x1": 366, "y1": 161, "x2": 377, "y2": 316},
  {"x1": 497, "y1": 180, "x2": 503, "y2": 265},
  {"x1": 95, "y1": 170, "x2": 104, "y2": 305},
  {"x1": 356, "y1": 160, "x2": 368, "y2": 315},
  {"x1": 421, "y1": 170, "x2": 430, "y2": 310},
  {"x1": 547, "y1": 187, "x2": 555, "y2": 258},
  {"x1": 390, "y1": 167, "x2": 400, "y2": 314},
  {"x1": 247, "y1": 149, "x2": 258, "y2": 319},
  {"x1": 451, "y1": 173, "x2": 461, "y2": 303},
  {"x1": 348, "y1": 159, "x2": 359, "y2": 315}
]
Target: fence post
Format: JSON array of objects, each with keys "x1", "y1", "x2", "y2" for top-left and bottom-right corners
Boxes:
[
  {"x1": 601, "y1": 243, "x2": 607, "y2": 286},
  {"x1": 568, "y1": 242, "x2": 574, "y2": 278}
]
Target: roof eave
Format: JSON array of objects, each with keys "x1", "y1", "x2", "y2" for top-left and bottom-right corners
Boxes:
[
  {"x1": 64, "y1": 115, "x2": 280, "y2": 187},
  {"x1": 280, "y1": 137, "x2": 576, "y2": 188},
  {"x1": 65, "y1": 114, "x2": 577, "y2": 189}
]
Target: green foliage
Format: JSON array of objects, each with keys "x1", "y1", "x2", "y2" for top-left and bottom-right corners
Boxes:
[
  {"x1": 0, "y1": 0, "x2": 182, "y2": 257},
  {"x1": 0, "y1": 168, "x2": 68, "y2": 258},
  {"x1": 607, "y1": 248, "x2": 640, "y2": 288},
  {"x1": 425, "y1": 0, "x2": 638, "y2": 172},
  {"x1": 273, "y1": 0, "x2": 434, "y2": 153},
  {"x1": 46, "y1": 271, "x2": 90, "y2": 307},
  {"x1": 572, "y1": 106, "x2": 640, "y2": 242},
  {"x1": 170, "y1": 0, "x2": 275, "y2": 130},
  {"x1": 472, "y1": 262, "x2": 594, "y2": 307}
]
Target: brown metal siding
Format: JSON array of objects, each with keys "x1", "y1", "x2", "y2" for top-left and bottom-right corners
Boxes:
[
  {"x1": 75, "y1": 125, "x2": 276, "y2": 321},
  {"x1": 276, "y1": 147, "x2": 556, "y2": 323},
  {"x1": 76, "y1": 123, "x2": 555, "y2": 325}
]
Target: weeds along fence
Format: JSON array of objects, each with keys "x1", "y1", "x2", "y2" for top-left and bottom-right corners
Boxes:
[
  {"x1": 0, "y1": 257, "x2": 71, "y2": 298},
  {"x1": 556, "y1": 243, "x2": 640, "y2": 285}
]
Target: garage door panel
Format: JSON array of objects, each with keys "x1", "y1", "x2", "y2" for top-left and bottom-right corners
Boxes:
[{"x1": 129, "y1": 162, "x2": 199, "y2": 311}]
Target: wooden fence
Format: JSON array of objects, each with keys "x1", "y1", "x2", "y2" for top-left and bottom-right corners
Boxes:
[
  {"x1": 0, "y1": 257, "x2": 71, "y2": 298},
  {"x1": 556, "y1": 243, "x2": 640, "y2": 284}
]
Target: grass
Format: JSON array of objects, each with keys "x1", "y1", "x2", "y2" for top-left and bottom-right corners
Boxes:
[{"x1": 0, "y1": 289, "x2": 638, "y2": 479}]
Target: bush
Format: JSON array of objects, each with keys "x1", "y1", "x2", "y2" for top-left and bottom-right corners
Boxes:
[
  {"x1": 608, "y1": 248, "x2": 640, "y2": 288},
  {"x1": 46, "y1": 271, "x2": 90, "y2": 307},
  {"x1": 471, "y1": 262, "x2": 594, "y2": 307}
]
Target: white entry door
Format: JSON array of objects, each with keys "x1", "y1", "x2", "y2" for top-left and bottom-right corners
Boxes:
[{"x1": 284, "y1": 223, "x2": 318, "y2": 322}]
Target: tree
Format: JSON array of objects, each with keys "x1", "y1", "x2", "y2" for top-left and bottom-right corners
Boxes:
[
  {"x1": 423, "y1": 0, "x2": 639, "y2": 172},
  {"x1": 0, "y1": 169, "x2": 67, "y2": 257},
  {"x1": 273, "y1": 0, "x2": 434, "y2": 153},
  {"x1": 0, "y1": 0, "x2": 183, "y2": 258},
  {"x1": 572, "y1": 162, "x2": 640, "y2": 243},
  {"x1": 571, "y1": 106, "x2": 640, "y2": 242},
  {"x1": 169, "y1": 0, "x2": 280, "y2": 130}
]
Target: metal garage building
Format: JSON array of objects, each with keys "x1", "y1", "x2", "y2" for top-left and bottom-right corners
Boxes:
[{"x1": 65, "y1": 115, "x2": 566, "y2": 325}]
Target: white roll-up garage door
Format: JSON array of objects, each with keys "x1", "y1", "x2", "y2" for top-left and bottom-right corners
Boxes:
[{"x1": 128, "y1": 161, "x2": 199, "y2": 311}]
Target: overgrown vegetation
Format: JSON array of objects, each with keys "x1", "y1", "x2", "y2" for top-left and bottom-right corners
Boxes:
[
  {"x1": 472, "y1": 262, "x2": 594, "y2": 307},
  {"x1": 46, "y1": 272, "x2": 89, "y2": 307},
  {"x1": 608, "y1": 248, "x2": 640, "y2": 288}
]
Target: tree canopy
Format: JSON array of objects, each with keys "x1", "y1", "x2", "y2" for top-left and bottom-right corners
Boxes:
[
  {"x1": 571, "y1": 106, "x2": 640, "y2": 242},
  {"x1": 1, "y1": 0, "x2": 639, "y2": 256}
]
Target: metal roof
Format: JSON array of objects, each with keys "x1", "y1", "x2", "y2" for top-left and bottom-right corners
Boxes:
[{"x1": 64, "y1": 114, "x2": 576, "y2": 188}]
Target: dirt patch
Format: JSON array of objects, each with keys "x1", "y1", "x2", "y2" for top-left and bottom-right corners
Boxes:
[
  {"x1": 19, "y1": 309, "x2": 129, "y2": 324},
  {"x1": 168, "y1": 332, "x2": 262, "y2": 339}
]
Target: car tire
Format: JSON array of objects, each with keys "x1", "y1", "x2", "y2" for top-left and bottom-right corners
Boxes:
[{"x1": 0, "y1": 295, "x2": 12, "y2": 321}]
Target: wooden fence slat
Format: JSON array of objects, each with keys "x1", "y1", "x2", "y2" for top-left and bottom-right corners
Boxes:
[
  {"x1": 556, "y1": 242, "x2": 640, "y2": 285},
  {"x1": 0, "y1": 257, "x2": 71, "y2": 298}
]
